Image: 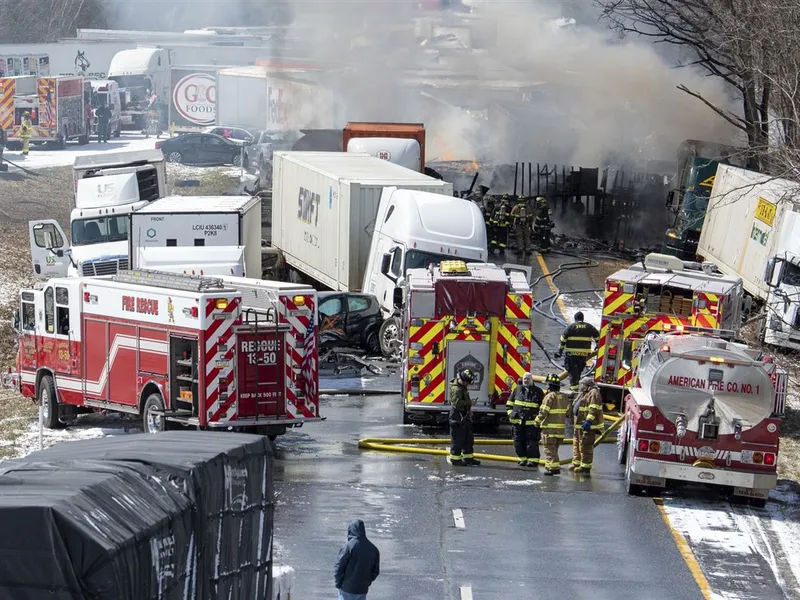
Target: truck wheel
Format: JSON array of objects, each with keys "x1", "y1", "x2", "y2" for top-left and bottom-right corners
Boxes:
[
  {"x1": 38, "y1": 375, "x2": 63, "y2": 430},
  {"x1": 78, "y1": 122, "x2": 90, "y2": 145},
  {"x1": 624, "y1": 439, "x2": 645, "y2": 496},
  {"x1": 379, "y1": 317, "x2": 401, "y2": 358},
  {"x1": 616, "y1": 422, "x2": 628, "y2": 465},
  {"x1": 232, "y1": 152, "x2": 242, "y2": 167},
  {"x1": 142, "y1": 393, "x2": 167, "y2": 434}
]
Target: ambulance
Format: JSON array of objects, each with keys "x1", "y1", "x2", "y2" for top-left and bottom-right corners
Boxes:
[
  {"x1": 595, "y1": 253, "x2": 745, "y2": 392},
  {"x1": 10, "y1": 269, "x2": 320, "y2": 439},
  {"x1": 398, "y1": 261, "x2": 533, "y2": 425}
]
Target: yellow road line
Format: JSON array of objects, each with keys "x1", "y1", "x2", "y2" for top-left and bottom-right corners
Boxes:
[
  {"x1": 535, "y1": 252, "x2": 570, "y2": 320},
  {"x1": 653, "y1": 498, "x2": 713, "y2": 600}
]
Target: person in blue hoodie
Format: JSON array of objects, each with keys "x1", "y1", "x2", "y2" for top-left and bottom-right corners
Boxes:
[{"x1": 334, "y1": 519, "x2": 380, "y2": 599}]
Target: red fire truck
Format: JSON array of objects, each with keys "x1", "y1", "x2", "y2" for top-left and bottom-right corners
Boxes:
[
  {"x1": 11, "y1": 270, "x2": 320, "y2": 439},
  {"x1": 595, "y1": 253, "x2": 744, "y2": 393},
  {"x1": 399, "y1": 260, "x2": 533, "y2": 425},
  {"x1": 619, "y1": 330, "x2": 787, "y2": 506}
]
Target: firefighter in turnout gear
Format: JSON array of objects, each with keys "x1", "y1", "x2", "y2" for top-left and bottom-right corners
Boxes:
[
  {"x1": 532, "y1": 196, "x2": 554, "y2": 253},
  {"x1": 489, "y1": 195, "x2": 511, "y2": 255},
  {"x1": 506, "y1": 372, "x2": 544, "y2": 467},
  {"x1": 19, "y1": 112, "x2": 33, "y2": 158},
  {"x1": 570, "y1": 377, "x2": 604, "y2": 473},
  {"x1": 482, "y1": 194, "x2": 496, "y2": 245},
  {"x1": 510, "y1": 196, "x2": 533, "y2": 256},
  {"x1": 449, "y1": 369, "x2": 481, "y2": 467},
  {"x1": 554, "y1": 311, "x2": 599, "y2": 392},
  {"x1": 533, "y1": 374, "x2": 569, "y2": 475}
]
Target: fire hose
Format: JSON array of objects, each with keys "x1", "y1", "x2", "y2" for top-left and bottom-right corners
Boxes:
[{"x1": 358, "y1": 412, "x2": 625, "y2": 466}]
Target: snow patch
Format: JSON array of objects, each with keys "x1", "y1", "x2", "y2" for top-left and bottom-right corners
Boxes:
[
  {"x1": 4, "y1": 135, "x2": 158, "y2": 172},
  {"x1": 13, "y1": 414, "x2": 139, "y2": 459},
  {"x1": 559, "y1": 294, "x2": 603, "y2": 329},
  {"x1": 501, "y1": 479, "x2": 542, "y2": 486}
]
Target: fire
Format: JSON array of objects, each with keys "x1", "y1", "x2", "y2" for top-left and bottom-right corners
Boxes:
[
  {"x1": 442, "y1": 151, "x2": 454, "y2": 161},
  {"x1": 472, "y1": 159, "x2": 479, "y2": 171}
]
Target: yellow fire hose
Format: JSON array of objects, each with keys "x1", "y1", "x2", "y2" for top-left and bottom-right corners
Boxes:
[{"x1": 358, "y1": 413, "x2": 626, "y2": 466}]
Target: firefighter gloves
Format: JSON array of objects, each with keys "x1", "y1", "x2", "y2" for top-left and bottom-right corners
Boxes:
[{"x1": 582, "y1": 420, "x2": 592, "y2": 432}]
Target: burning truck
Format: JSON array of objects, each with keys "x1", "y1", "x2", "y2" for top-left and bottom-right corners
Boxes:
[{"x1": 618, "y1": 330, "x2": 787, "y2": 506}]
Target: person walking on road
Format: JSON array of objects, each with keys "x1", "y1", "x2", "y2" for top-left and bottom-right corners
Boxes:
[
  {"x1": 506, "y1": 372, "x2": 544, "y2": 467},
  {"x1": 554, "y1": 311, "x2": 599, "y2": 392},
  {"x1": 334, "y1": 519, "x2": 380, "y2": 600},
  {"x1": 532, "y1": 196, "x2": 554, "y2": 253},
  {"x1": 449, "y1": 368, "x2": 481, "y2": 467},
  {"x1": 96, "y1": 102, "x2": 111, "y2": 143},
  {"x1": 19, "y1": 112, "x2": 33, "y2": 158},
  {"x1": 533, "y1": 374, "x2": 569, "y2": 476},
  {"x1": 570, "y1": 376, "x2": 604, "y2": 474},
  {"x1": 510, "y1": 195, "x2": 533, "y2": 256}
]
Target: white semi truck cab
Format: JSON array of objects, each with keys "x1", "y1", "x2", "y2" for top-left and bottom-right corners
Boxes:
[
  {"x1": 29, "y1": 149, "x2": 167, "y2": 279},
  {"x1": 107, "y1": 47, "x2": 170, "y2": 130}
]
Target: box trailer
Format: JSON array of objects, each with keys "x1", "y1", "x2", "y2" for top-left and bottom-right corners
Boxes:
[
  {"x1": 215, "y1": 65, "x2": 334, "y2": 131},
  {"x1": 697, "y1": 163, "x2": 800, "y2": 350},
  {"x1": 129, "y1": 195, "x2": 262, "y2": 278},
  {"x1": 271, "y1": 151, "x2": 455, "y2": 292}
]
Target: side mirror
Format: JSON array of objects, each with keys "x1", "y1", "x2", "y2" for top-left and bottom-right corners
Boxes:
[
  {"x1": 765, "y1": 257, "x2": 780, "y2": 288},
  {"x1": 380, "y1": 253, "x2": 392, "y2": 276},
  {"x1": 393, "y1": 286, "x2": 403, "y2": 308},
  {"x1": 11, "y1": 310, "x2": 19, "y2": 332}
]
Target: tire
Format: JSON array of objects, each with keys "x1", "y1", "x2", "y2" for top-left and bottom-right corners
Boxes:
[
  {"x1": 167, "y1": 151, "x2": 183, "y2": 163},
  {"x1": 616, "y1": 418, "x2": 628, "y2": 465},
  {"x1": 38, "y1": 374, "x2": 63, "y2": 429},
  {"x1": 142, "y1": 393, "x2": 167, "y2": 434},
  {"x1": 625, "y1": 437, "x2": 646, "y2": 496},
  {"x1": 78, "y1": 121, "x2": 90, "y2": 145},
  {"x1": 232, "y1": 152, "x2": 242, "y2": 167},
  {"x1": 379, "y1": 317, "x2": 401, "y2": 358},
  {"x1": 268, "y1": 434, "x2": 278, "y2": 442},
  {"x1": 365, "y1": 330, "x2": 381, "y2": 355}
]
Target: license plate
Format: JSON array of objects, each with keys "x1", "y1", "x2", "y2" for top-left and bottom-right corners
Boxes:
[
  {"x1": 213, "y1": 313, "x2": 233, "y2": 320},
  {"x1": 733, "y1": 486, "x2": 768, "y2": 499}
]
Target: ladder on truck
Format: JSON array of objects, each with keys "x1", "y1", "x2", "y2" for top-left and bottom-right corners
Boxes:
[{"x1": 113, "y1": 269, "x2": 230, "y2": 292}]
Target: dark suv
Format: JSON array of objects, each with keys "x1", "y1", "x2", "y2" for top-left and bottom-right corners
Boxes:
[{"x1": 318, "y1": 292, "x2": 383, "y2": 355}]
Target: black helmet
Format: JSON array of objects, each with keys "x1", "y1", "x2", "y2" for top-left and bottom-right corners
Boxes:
[
  {"x1": 458, "y1": 368, "x2": 475, "y2": 384},
  {"x1": 545, "y1": 373, "x2": 561, "y2": 387},
  {"x1": 574, "y1": 311, "x2": 584, "y2": 322}
]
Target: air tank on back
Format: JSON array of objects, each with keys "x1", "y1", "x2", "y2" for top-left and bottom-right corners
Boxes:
[{"x1": 635, "y1": 333, "x2": 776, "y2": 436}]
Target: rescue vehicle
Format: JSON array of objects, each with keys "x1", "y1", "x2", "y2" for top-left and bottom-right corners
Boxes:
[
  {"x1": 595, "y1": 253, "x2": 745, "y2": 392},
  {"x1": 0, "y1": 75, "x2": 92, "y2": 147},
  {"x1": 10, "y1": 270, "x2": 321, "y2": 439},
  {"x1": 619, "y1": 330, "x2": 786, "y2": 506},
  {"x1": 399, "y1": 260, "x2": 533, "y2": 425}
]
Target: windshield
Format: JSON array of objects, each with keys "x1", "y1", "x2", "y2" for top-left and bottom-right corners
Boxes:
[
  {"x1": 783, "y1": 261, "x2": 800, "y2": 287},
  {"x1": 71, "y1": 215, "x2": 129, "y2": 246},
  {"x1": 404, "y1": 250, "x2": 455, "y2": 272}
]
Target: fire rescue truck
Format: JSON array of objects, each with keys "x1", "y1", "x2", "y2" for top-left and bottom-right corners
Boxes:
[
  {"x1": 399, "y1": 260, "x2": 533, "y2": 425},
  {"x1": 10, "y1": 270, "x2": 321, "y2": 439},
  {"x1": 595, "y1": 253, "x2": 745, "y2": 394},
  {"x1": 0, "y1": 75, "x2": 91, "y2": 147},
  {"x1": 619, "y1": 330, "x2": 786, "y2": 506}
]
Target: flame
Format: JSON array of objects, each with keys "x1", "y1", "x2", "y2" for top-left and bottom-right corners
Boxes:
[
  {"x1": 471, "y1": 159, "x2": 479, "y2": 171},
  {"x1": 442, "y1": 151, "x2": 454, "y2": 161}
]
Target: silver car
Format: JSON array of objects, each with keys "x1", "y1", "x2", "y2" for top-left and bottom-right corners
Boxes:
[{"x1": 244, "y1": 130, "x2": 297, "y2": 173}]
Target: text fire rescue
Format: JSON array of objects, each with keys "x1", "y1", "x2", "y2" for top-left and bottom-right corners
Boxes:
[
  {"x1": 122, "y1": 295, "x2": 159, "y2": 315},
  {"x1": 667, "y1": 375, "x2": 759, "y2": 395}
]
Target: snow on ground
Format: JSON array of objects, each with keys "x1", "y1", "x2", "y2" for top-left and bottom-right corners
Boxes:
[
  {"x1": 4, "y1": 135, "x2": 158, "y2": 172},
  {"x1": 558, "y1": 292, "x2": 603, "y2": 328},
  {"x1": 662, "y1": 485, "x2": 800, "y2": 599},
  {"x1": 13, "y1": 413, "x2": 140, "y2": 459}
]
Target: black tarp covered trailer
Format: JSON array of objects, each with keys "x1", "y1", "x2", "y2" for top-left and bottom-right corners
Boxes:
[{"x1": 3, "y1": 431, "x2": 274, "y2": 600}]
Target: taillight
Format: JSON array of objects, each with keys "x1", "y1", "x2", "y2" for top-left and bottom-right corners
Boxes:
[
  {"x1": 764, "y1": 453, "x2": 776, "y2": 466},
  {"x1": 649, "y1": 441, "x2": 661, "y2": 453},
  {"x1": 155, "y1": 141, "x2": 162, "y2": 149},
  {"x1": 753, "y1": 452, "x2": 764, "y2": 464},
  {"x1": 410, "y1": 375, "x2": 420, "y2": 398},
  {"x1": 190, "y1": 306, "x2": 198, "y2": 318},
  {"x1": 219, "y1": 376, "x2": 229, "y2": 387},
  {"x1": 637, "y1": 439, "x2": 649, "y2": 452}
]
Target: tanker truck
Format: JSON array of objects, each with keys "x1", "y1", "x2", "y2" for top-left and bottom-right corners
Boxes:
[{"x1": 618, "y1": 330, "x2": 787, "y2": 506}]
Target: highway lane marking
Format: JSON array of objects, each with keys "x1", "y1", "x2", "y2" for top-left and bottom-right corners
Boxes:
[
  {"x1": 453, "y1": 508, "x2": 466, "y2": 529},
  {"x1": 654, "y1": 498, "x2": 713, "y2": 600},
  {"x1": 535, "y1": 252, "x2": 569, "y2": 319},
  {"x1": 460, "y1": 585, "x2": 473, "y2": 600}
]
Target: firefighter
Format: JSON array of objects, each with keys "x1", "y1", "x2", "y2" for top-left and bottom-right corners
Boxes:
[
  {"x1": 19, "y1": 112, "x2": 33, "y2": 158},
  {"x1": 449, "y1": 368, "x2": 481, "y2": 467},
  {"x1": 570, "y1": 376, "x2": 604, "y2": 474},
  {"x1": 490, "y1": 194, "x2": 511, "y2": 255},
  {"x1": 482, "y1": 194, "x2": 496, "y2": 242},
  {"x1": 0, "y1": 125, "x2": 6, "y2": 171},
  {"x1": 506, "y1": 372, "x2": 544, "y2": 467},
  {"x1": 510, "y1": 195, "x2": 532, "y2": 256},
  {"x1": 532, "y1": 373, "x2": 569, "y2": 476},
  {"x1": 554, "y1": 311, "x2": 599, "y2": 392},
  {"x1": 532, "y1": 196, "x2": 554, "y2": 253},
  {"x1": 96, "y1": 102, "x2": 110, "y2": 143}
]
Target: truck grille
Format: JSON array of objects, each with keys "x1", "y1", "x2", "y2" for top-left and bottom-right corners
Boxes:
[{"x1": 81, "y1": 258, "x2": 128, "y2": 277}]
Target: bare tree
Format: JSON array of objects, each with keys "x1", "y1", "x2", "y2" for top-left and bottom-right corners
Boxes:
[
  {"x1": 594, "y1": 0, "x2": 772, "y2": 166},
  {"x1": 0, "y1": 0, "x2": 105, "y2": 43}
]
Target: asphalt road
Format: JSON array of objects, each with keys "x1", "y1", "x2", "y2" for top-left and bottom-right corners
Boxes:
[{"x1": 271, "y1": 250, "x2": 707, "y2": 599}]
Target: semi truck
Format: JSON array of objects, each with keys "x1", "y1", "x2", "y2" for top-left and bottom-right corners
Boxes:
[
  {"x1": 619, "y1": 330, "x2": 786, "y2": 506},
  {"x1": 0, "y1": 75, "x2": 92, "y2": 148},
  {"x1": 29, "y1": 149, "x2": 167, "y2": 279},
  {"x1": 663, "y1": 139, "x2": 746, "y2": 259},
  {"x1": 697, "y1": 163, "x2": 800, "y2": 351}
]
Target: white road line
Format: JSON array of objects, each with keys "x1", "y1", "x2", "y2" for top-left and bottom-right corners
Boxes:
[
  {"x1": 453, "y1": 508, "x2": 466, "y2": 529},
  {"x1": 460, "y1": 585, "x2": 473, "y2": 600}
]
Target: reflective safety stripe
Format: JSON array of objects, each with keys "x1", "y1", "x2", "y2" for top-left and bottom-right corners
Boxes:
[
  {"x1": 580, "y1": 463, "x2": 592, "y2": 469},
  {"x1": 463, "y1": 454, "x2": 474, "y2": 459},
  {"x1": 549, "y1": 409, "x2": 568, "y2": 415},
  {"x1": 516, "y1": 401, "x2": 540, "y2": 408},
  {"x1": 564, "y1": 336, "x2": 595, "y2": 342}
]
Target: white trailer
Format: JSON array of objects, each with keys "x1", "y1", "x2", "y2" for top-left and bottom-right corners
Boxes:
[
  {"x1": 697, "y1": 163, "x2": 800, "y2": 350},
  {"x1": 271, "y1": 151, "x2": 465, "y2": 294},
  {"x1": 215, "y1": 66, "x2": 335, "y2": 131},
  {"x1": 128, "y1": 195, "x2": 262, "y2": 279}
]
